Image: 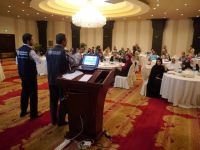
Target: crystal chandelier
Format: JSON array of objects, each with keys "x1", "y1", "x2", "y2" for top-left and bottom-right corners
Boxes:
[{"x1": 72, "y1": 3, "x2": 106, "y2": 28}]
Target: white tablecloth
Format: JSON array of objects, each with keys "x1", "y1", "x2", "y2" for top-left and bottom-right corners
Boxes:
[
  {"x1": 160, "y1": 73, "x2": 200, "y2": 108},
  {"x1": 192, "y1": 58, "x2": 200, "y2": 66},
  {"x1": 36, "y1": 56, "x2": 47, "y2": 75},
  {"x1": 142, "y1": 61, "x2": 182, "y2": 79},
  {"x1": 98, "y1": 62, "x2": 124, "y2": 70},
  {"x1": 0, "y1": 63, "x2": 5, "y2": 82},
  {"x1": 139, "y1": 54, "x2": 148, "y2": 66}
]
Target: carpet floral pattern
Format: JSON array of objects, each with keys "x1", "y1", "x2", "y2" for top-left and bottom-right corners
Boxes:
[{"x1": 0, "y1": 59, "x2": 199, "y2": 150}]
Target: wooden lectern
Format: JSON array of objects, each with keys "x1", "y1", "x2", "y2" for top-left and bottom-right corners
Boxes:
[{"x1": 57, "y1": 69, "x2": 114, "y2": 141}]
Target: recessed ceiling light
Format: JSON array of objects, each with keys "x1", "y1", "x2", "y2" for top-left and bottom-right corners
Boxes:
[
  {"x1": 22, "y1": 10, "x2": 24, "y2": 12},
  {"x1": 51, "y1": 14, "x2": 54, "y2": 16},
  {"x1": 22, "y1": 1, "x2": 25, "y2": 4},
  {"x1": 184, "y1": 3, "x2": 188, "y2": 6},
  {"x1": 156, "y1": 4, "x2": 160, "y2": 7},
  {"x1": 163, "y1": 17, "x2": 166, "y2": 19},
  {"x1": 44, "y1": 16, "x2": 47, "y2": 18},
  {"x1": 176, "y1": 8, "x2": 179, "y2": 11},
  {"x1": 151, "y1": 14, "x2": 154, "y2": 17},
  {"x1": 8, "y1": 5, "x2": 11, "y2": 8},
  {"x1": 164, "y1": 12, "x2": 167, "y2": 15},
  {"x1": 26, "y1": 14, "x2": 29, "y2": 16},
  {"x1": 181, "y1": 14, "x2": 184, "y2": 16},
  {"x1": 198, "y1": 9, "x2": 200, "y2": 12},
  {"x1": 7, "y1": 10, "x2": 10, "y2": 13},
  {"x1": 36, "y1": 12, "x2": 39, "y2": 15},
  {"x1": 17, "y1": 15, "x2": 20, "y2": 18},
  {"x1": 197, "y1": 15, "x2": 199, "y2": 18},
  {"x1": 153, "y1": 7, "x2": 156, "y2": 10}
]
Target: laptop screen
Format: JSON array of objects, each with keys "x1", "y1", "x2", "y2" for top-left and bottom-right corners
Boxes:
[{"x1": 82, "y1": 55, "x2": 99, "y2": 66}]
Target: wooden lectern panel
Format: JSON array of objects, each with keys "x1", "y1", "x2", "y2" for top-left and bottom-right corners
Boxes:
[{"x1": 57, "y1": 69, "x2": 114, "y2": 141}]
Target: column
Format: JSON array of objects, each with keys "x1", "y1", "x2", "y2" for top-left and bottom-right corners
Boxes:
[
  {"x1": 103, "y1": 20, "x2": 115, "y2": 50},
  {"x1": 37, "y1": 21, "x2": 48, "y2": 50},
  {"x1": 151, "y1": 19, "x2": 167, "y2": 55},
  {"x1": 71, "y1": 23, "x2": 81, "y2": 50},
  {"x1": 192, "y1": 18, "x2": 200, "y2": 54}
]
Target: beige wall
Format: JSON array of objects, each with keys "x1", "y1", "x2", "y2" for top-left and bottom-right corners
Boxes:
[
  {"x1": 0, "y1": 15, "x2": 38, "y2": 49},
  {"x1": 112, "y1": 19, "x2": 193, "y2": 56},
  {"x1": 0, "y1": 15, "x2": 194, "y2": 56},
  {"x1": 163, "y1": 19, "x2": 193, "y2": 56},
  {"x1": 47, "y1": 21, "x2": 72, "y2": 49},
  {"x1": 80, "y1": 28, "x2": 103, "y2": 49},
  {"x1": 0, "y1": 15, "x2": 72, "y2": 50},
  {"x1": 112, "y1": 20, "x2": 153, "y2": 51}
]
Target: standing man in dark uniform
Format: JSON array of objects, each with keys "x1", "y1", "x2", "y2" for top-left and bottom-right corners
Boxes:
[
  {"x1": 46, "y1": 33, "x2": 70, "y2": 125},
  {"x1": 17, "y1": 33, "x2": 41, "y2": 119}
]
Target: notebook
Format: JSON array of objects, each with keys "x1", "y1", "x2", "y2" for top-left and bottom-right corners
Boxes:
[{"x1": 77, "y1": 54, "x2": 99, "y2": 71}]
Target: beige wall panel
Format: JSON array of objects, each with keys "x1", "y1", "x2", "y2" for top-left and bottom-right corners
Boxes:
[
  {"x1": 127, "y1": 20, "x2": 137, "y2": 49},
  {"x1": 95, "y1": 28, "x2": 103, "y2": 48},
  {"x1": 65, "y1": 22, "x2": 72, "y2": 49},
  {"x1": 138, "y1": 20, "x2": 152, "y2": 52},
  {"x1": 176, "y1": 19, "x2": 192, "y2": 55},
  {"x1": 87, "y1": 28, "x2": 95, "y2": 48},
  {"x1": 113, "y1": 21, "x2": 125, "y2": 50},
  {"x1": 80, "y1": 28, "x2": 88, "y2": 46},
  {"x1": 163, "y1": 20, "x2": 175, "y2": 55}
]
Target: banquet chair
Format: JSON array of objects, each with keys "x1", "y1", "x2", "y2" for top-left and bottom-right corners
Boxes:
[
  {"x1": 0, "y1": 62, "x2": 5, "y2": 82},
  {"x1": 132, "y1": 59, "x2": 139, "y2": 72},
  {"x1": 140, "y1": 66, "x2": 149, "y2": 96},
  {"x1": 114, "y1": 64, "x2": 136, "y2": 89}
]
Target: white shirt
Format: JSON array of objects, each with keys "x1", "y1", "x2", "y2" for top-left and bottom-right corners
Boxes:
[
  {"x1": 16, "y1": 44, "x2": 41, "y2": 64},
  {"x1": 166, "y1": 62, "x2": 181, "y2": 71}
]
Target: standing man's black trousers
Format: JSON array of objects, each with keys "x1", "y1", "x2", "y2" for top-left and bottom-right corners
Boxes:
[
  {"x1": 49, "y1": 85, "x2": 67, "y2": 125},
  {"x1": 20, "y1": 75, "x2": 38, "y2": 118}
]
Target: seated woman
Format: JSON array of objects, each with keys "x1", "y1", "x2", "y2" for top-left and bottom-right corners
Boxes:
[
  {"x1": 147, "y1": 58, "x2": 166, "y2": 98},
  {"x1": 188, "y1": 45, "x2": 195, "y2": 57},
  {"x1": 161, "y1": 46, "x2": 170, "y2": 60},
  {"x1": 179, "y1": 51, "x2": 187, "y2": 62},
  {"x1": 110, "y1": 52, "x2": 120, "y2": 62},
  {"x1": 149, "y1": 49, "x2": 158, "y2": 61},
  {"x1": 97, "y1": 49, "x2": 105, "y2": 62},
  {"x1": 116, "y1": 54, "x2": 132, "y2": 77}
]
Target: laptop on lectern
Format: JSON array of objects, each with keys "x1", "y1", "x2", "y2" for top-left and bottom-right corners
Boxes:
[{"x1": 77, "y1": 54, "x2": 99, "y2": 71}]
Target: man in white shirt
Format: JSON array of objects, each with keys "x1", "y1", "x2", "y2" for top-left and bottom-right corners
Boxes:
[
  {"x1": 166, "y1": 57, "x2": 180, "y2": 71},
  {"x1": 17, "y1": 33, "x2": 41, "y2": 119}
]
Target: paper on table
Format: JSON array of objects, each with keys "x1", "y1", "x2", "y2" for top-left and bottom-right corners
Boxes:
[
  {"x1": 62, "y1": 70, "x2": 83, "y2": 80},
  {"x1": 79, "y1": 74, "x2": 93, "y2": 82}
]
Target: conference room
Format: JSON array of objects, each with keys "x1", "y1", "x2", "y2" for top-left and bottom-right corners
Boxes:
[{"x1": 0, "y1": 0, "x2": 200, "y2": 149}]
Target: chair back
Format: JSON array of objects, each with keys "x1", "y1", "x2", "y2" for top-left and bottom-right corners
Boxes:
[{"x1": 127, "y1": 64, "x2": 136, "y2": 82}]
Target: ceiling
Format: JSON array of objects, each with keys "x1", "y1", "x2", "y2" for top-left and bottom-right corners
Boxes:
[
  {"x1": 0, "y1": 0, "x2": 200, "y2": 21},
  {"x1": 30, "y1": 0, "x2": 149, "y2": 18}
]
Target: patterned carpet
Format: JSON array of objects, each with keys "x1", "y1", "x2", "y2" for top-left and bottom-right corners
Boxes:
[{"x1": 0, "y1": 59, "x2": 199, "y2": 150}]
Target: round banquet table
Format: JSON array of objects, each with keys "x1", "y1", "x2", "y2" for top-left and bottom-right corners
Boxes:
[
  {"x1": 98, "y1": 62, "x2": 124, "y2": 70},
  {"x1": 160, "y1": 73, "x2": 200, "y2": 108},
  {"x1": 192, "y1": 58, "x2": 200, "y2": 66},
  {"x1": 36, "y1": 56, "x2": 47, "y2": 75}
]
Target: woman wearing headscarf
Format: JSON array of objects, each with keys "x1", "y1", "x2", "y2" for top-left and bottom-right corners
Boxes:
[
  {"x1": 147, "y1": 58, "x2": 165, "y2": 98},
  {"x1": 116, "y1": 54, "x2": 132, "y2": 77}
]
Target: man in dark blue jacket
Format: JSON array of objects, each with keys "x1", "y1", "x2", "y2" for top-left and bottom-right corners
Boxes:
[
  {"x1": 46, "y1": 33, "x2": 70, "y2": 125},
  {"x1": 17, "y1": 33, "x2": 41, "y2": 119}
]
